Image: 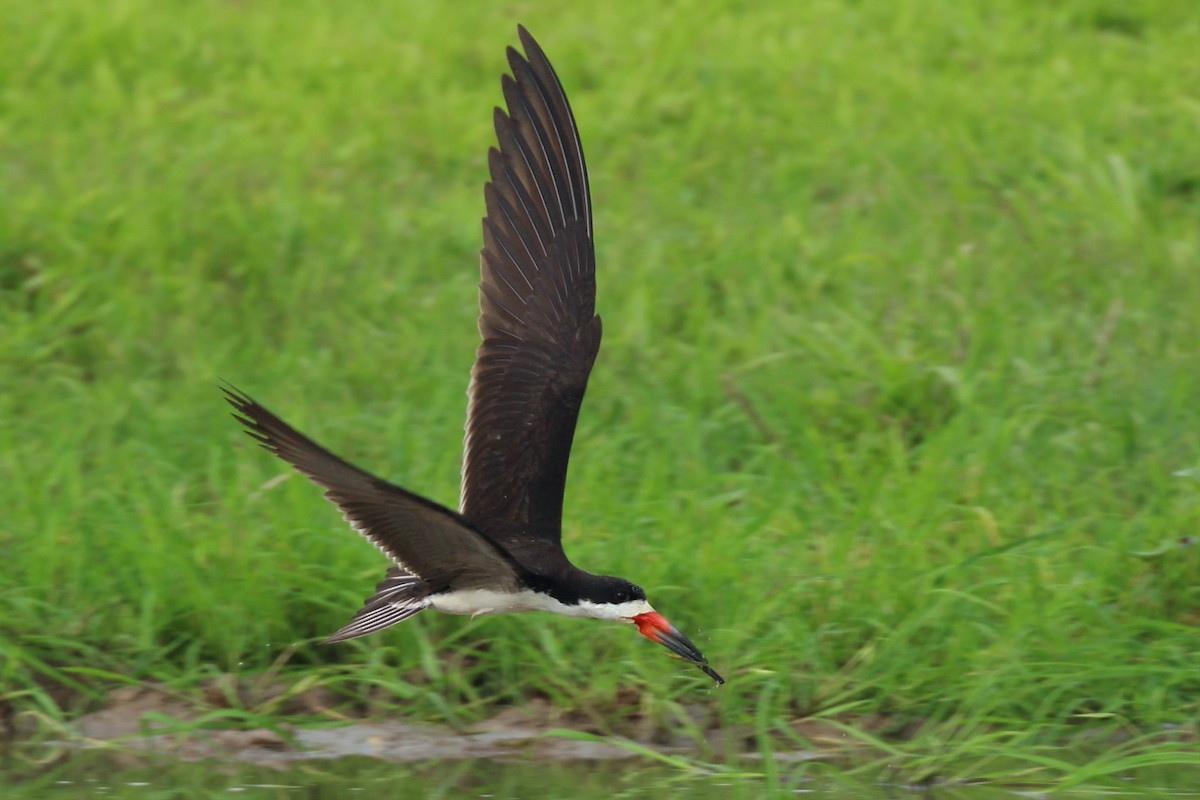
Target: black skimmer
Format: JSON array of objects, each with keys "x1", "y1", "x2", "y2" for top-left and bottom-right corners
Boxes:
[{"x1": 223, "y1": 26, "x2": 723, "y2": 686}]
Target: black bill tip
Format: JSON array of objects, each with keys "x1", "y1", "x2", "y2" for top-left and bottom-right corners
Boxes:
[{"x1": 633, "y1": 611, "x2": 724, "y2": 686}]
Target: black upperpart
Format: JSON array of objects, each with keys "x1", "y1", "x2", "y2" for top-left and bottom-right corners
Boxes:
[{"x1": 522, "y1": 569, "x2": 646, "y2": 608}]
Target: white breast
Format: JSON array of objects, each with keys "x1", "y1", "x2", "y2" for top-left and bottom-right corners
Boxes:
[
  {"x1": 430, "y1": 588, "x2": 566, "y2": 617},
  {"x1": 429, "y1": 589, "x2": 652, "y2": 621}
]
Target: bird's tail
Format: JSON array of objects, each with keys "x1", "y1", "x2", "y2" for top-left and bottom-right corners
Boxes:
[{"x1": 323, "y1": 567, "x2": 431, "y2": 643}]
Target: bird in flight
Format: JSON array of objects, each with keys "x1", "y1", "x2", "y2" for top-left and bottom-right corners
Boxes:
[{"x1": 224, "y1": 26, "x2": 722, "y2": 685}]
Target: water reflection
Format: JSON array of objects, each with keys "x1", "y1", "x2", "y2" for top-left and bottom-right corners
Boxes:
[{"x1": 3, "y1": 748, "x2": 1198, "y2": 799}]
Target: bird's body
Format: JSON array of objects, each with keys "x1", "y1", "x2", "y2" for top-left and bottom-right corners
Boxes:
[{"x1": 225, "y1": 26, "x2": 722, "y2": 685}]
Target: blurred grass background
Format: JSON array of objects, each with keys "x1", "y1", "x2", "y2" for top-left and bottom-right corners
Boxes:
[{"x1": 1, "y1": 0, "x2": 1198, "y2": 778}]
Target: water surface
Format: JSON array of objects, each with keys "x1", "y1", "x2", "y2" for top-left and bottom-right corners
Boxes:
[{"x1": 5, "y1": 749, "x2": 1199, "y2": 800}]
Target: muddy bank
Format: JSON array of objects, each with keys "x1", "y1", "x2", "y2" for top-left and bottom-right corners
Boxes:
[
  {"x1": 27, "y1": 679, "x2": 1190, "y2": 767},
  {"x1": 28, "y1": 682, "x2": 785, "y2": 764}
]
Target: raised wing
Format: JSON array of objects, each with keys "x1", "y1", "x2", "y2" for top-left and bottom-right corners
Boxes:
[
  {"x1": 461, "y1": 26, "x2": 601, "y2": 552},
  {"x1": 224, "y1": 386, "x2": 521, "y2": 593}
]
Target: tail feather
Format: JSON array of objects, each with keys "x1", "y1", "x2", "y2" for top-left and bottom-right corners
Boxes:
[{"x1": 323, "y1": 567, "x2": 431, "y2": 643}]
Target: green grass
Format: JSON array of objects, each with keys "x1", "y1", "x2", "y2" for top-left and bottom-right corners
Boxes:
[{"x1": 2, "y1": 0, "x2": 1198, "y2": 786}]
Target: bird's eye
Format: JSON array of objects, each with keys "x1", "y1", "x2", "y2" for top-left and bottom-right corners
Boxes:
[{"x1": 615, "y1": 591, "x2": 627, "y2": 602}]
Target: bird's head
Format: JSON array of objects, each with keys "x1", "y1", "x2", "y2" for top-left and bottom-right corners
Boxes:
[{"x1": 578, "y1": 575, "x2": 724, "y2": 685}]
